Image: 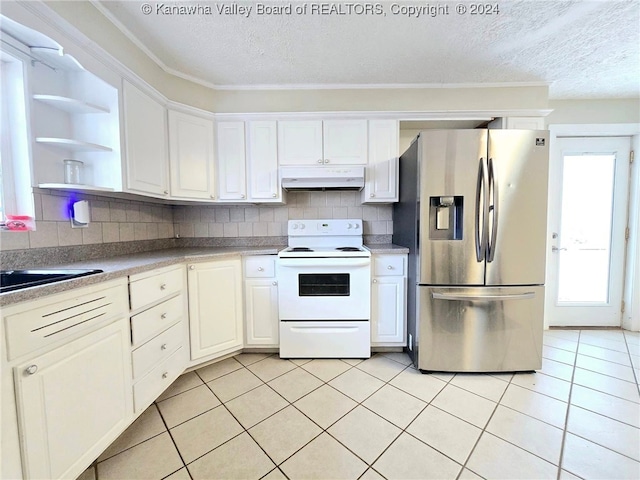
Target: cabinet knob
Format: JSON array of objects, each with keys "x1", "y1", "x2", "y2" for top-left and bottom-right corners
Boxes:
[
  {"x1": 370, "y1": 193, "x2": 375, "y2": 198},
  {"x1": 372, "y1": 279, "x2": 378, "y2": 283},
  {"x1": 160, "y1": 283, "x2": 167, "y2": 290},
  {"x1": 161, "y1": 343, "x2": 168, "y2": 350},
  {"x1": 324, "y1": 159, "x2": 330, "y2": 164},
  {"x1": 272, "y1": 193, "x2": 277, "y2": 198},
  {"x1": 189, "y1": 265, "x2": 195, "y2": 270},
  {"x1": 258, "y1": 267, "x2": 264, "y2": 271},
  {"x1": 25, "y1": 365, "x2": 38, "y2": 375},
  {"x1": 241, "y1": 194, "x2": 245, "y2": 199},
  {"x1": 161, "y1": 313, "x2": 167, "y2": 319},
  {"x1": 162, "y1": 372, "x2": 168, "y2": 379},
  {"x1": 164, "y1": 190, "x2": 169, "y2": 195},
  {"x1": 210, "y1": 194, "x2": 215, "y2": 199},
  {"x1": 317, "y1": 159, "x2": 323, "y2": 163},
  {"x1": 272, "y1": 281, "x2": 278, "y2": 286},
  {"x1": 387, "y1": 265, "x2": 393, "y2": 270}
]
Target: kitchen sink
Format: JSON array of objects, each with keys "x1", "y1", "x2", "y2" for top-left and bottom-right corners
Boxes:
[{"x1": 0, "y1": 269, "x2": 104, "y2": 293}]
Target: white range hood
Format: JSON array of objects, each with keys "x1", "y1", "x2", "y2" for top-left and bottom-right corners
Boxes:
[{"x1": 280, "y1": 166, "x2": 365, "y2": 191}]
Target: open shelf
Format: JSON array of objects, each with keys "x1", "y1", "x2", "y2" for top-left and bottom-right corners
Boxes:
[
  {"x1": 33, "y1": 95, "x2": 109, "y2": 114},
  {"x1": 38, "y1": 183, "x2": 115, "y2": 192},
  {"x1": 36, "y1": 138, "x2": 113, "y2": 152},
  {"x1": 30, "y1": 47, "x2": 84, "y2": 71}
]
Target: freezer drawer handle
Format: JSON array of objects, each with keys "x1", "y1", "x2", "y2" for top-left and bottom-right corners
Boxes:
[{"x1": 432, "y1": 292, "x2": 535, "y2": 301}]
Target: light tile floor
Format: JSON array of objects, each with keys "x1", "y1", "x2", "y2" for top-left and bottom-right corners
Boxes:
[{"x1": 79, "y1": 329, "x2": 640, "y2": 480}]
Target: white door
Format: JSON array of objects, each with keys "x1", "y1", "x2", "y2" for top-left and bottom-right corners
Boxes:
[
  {"x1": 547, "y1": 136, "x2": 632, "y2": 326},
  {"x1": 123, "y1": 80, "x2": 169, "y2": 196},
  {"x1": 277, "y1": 120, "x2": 323, "y2": 165},
  {"x1": 362, "y1": 119, "x2": 399, "y2": 203},
  {"x1": 216, "y1": 121, "x2": 247, "y2": 201},
  {"x1": 168, "y1": 110, "x2": 215, "y2": 200},
  {"x1": 187, "y1": 259, "x2": 244, "y2": 360},
  {"x1": 247, "y1": 121, "x2": 280, "y2": 201},
  {"x1": 322, "y1": 119, "x2": 368, "y2": 165}
]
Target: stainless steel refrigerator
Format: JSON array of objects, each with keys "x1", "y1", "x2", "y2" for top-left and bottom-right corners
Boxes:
[{"x1": 393, "y1": 129, "x2": 549, "y2": 372}]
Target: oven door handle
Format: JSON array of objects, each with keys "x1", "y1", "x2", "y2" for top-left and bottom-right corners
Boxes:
[{"x1": 278, "y1": 258, "x2": 371, "y2": 268}]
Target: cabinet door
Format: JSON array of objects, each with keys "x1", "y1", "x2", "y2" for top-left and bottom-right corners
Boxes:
[
  {"x1": 14, "y1": 320, "x2": 132, "y2": 480},
  {"x1": 371, "y1": 276, "x2": 406, "y2": 345},
  {"x1": 188, "y1": 259, "x2": 244, "y2": 360},
  {"x1": 248, "y1": 121, "x2": 280, "y2": 201},
  {"x1": 216, "y1": 121, "x2": 247, "y2": 201},
  {"x1": 123, "y1": 80, "x2": 169, "y2": 196},
  {"x1": 363, "y1": 120, "x2": 399, "y2": 202},
  {"x1": 168, "y1": 110, "x2": 215, "y2": 200},
  {"x1": 244, "y1": 279, "x2": 279, "y2": 345},
  {"x1": 277, "y1": 120, "x2": 323, "y2": 165},
  {"x1": 323, "y1": 119, "x2": 368, "y2": 165}
]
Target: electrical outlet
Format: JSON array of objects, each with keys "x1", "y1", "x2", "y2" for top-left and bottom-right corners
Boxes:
[{"x1": 408, "y1": 333, "x2": 413, "y2": 351}]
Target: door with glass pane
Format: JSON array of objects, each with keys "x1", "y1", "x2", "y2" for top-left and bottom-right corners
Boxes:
[{"x1": 547, "y1": 137, "x2": 631, "y2": 326}]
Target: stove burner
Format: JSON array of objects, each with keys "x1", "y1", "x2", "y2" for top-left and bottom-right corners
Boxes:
[
  {"x1": 335, "y1": 247, "x2": 362, "y2": 252},
  {"x1": 289, "y1": 247, "x2": 314, "y2": 252}
]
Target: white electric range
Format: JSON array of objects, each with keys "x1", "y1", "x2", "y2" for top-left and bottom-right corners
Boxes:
[{"x1": 277, "y1": 219, "x2": 371, "y2": 359}]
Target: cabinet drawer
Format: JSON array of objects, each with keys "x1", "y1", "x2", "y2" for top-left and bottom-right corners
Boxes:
[
  {"x1": 131, "y1": 294, "x2": 184, "y2": 347},
  {"x1": 132, "y1": 322, "x2": 182, "y2": 380},
  {"x1": 4, "y1": 279, "x2": 128, "y2": 361},
  {"x1": 244, "y1": 256, "x2": 276, "y2": 278},
  {"x1": 133, "y1": 346, "x2": 185, "y2": 412},
  {"x1": 373, "y1": 255, "x2": 405, "y2": 276},
  {"x1": 129, "y1": 266, "x2": 184, "y2": 311}
]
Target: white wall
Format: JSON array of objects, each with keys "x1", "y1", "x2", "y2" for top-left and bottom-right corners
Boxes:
[{"x1": 623, "y1": 134, "x2": 640, "y2": 331}]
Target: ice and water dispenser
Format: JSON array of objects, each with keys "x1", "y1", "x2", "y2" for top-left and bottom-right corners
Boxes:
[{"x1": 429, "y1": 196, "x2": 463, "y2": 240}]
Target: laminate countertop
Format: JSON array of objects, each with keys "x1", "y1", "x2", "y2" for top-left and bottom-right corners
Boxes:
[{"x1": 0, "y1": 244, "x2": 409, "y2": 306}]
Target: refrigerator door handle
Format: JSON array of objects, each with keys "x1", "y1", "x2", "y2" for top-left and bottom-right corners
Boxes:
[
  {"x1": 487, "y1": 157, "x2": 499, "y2": 262},
  {"x1": 432, "y1": 292, "x2": 536, "y2": 301},
  {"x1": 475, "y1": 157, "x2": 489, "y2": 262}
]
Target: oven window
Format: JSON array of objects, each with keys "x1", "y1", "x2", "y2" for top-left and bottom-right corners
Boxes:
[{"x1": 298, "y1": 274, "x2": 350, "y2": 296}]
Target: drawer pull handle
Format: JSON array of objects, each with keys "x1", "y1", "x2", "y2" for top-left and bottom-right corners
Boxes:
[
  {"x1": 161, "y1": 343, "x2": 168, "y2": 350},
  {"x1": 161, "y1": 313, "x2": 167, "y2": 319},
  {"x1": 387, "y1": 265, "x2": 393, "y2": 270},
  {"x1": 160, "y1": 283, "x2": 167, "y2": 290},
  {"x1": 258, "y1": 267, "x2": 264, "y2": 271},
  {"x1": 162, "y1": 372, "x2": 168, "y2": 379},
  {"x1": 25, "y1": 365, "x2": 38, "y2": 375}
]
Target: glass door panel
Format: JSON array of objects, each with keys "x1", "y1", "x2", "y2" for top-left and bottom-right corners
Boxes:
[{"x1": 557, "y1": 154, "x2": 615, "y2": 303}]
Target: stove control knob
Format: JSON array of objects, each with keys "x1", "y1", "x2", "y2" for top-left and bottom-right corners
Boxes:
[
  {"x1": 300, "y1": 224, "x2": 305, "y2": 229},
  {"x1": 354, "y1": 224, "x2": 360, "y2": 229},
  {"x1": 292, "y1": 224, "x2": 298, "y2": 229},
  {"x1": 347, "y1": 223, "x2": 353, "y2": 229}
]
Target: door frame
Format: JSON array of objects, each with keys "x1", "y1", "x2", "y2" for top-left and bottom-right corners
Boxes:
[{"x1": 545, "y1": 123, "x2": 640, "y2": 331}]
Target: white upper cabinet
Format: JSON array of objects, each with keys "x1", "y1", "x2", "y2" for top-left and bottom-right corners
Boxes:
[
  {"x1": 323, "y1": 119, "x2": 368, "y2": 165},
  {"x1": 278, "y1": 120, "x2": 323, "y2": 165},
  {"x1": 123, "y1": 80, "x2": 169, "y2": 197},
  {"x1": 278, "y1": 119, "x2": 368, "y2": 166},
  {"x1": 362, "y1": 119, "x2": 399, "y2": 203},
  {"x1": 247, "y1": 121, "x2": 281, "y2": 202},
  {"x1": 216, "y1": 121, "x2": 247, "y2": 201},
  {"x1": 168, "y1": 110, "x2": 216, "y2": 200}
]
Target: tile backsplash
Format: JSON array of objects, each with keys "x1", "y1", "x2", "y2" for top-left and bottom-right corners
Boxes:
[
  {"x1": 0, "y1": 190, "x2": 175, "y2": 251},
  {"x1": 173, "y1": 191, "x2": 393, "y2": 239},
  {"x1": 0, "y1": 191, "x2": 393, "y2": 255}
]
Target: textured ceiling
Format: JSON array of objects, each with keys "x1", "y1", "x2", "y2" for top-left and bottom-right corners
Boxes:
[{"x1": 94, "y1": 0, "x2": 639, "y2": 99}]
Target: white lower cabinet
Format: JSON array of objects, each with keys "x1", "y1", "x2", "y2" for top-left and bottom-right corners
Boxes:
[
  {"x1": 188, "y1": 258, "x2": 244, "y2": 361},
  {"x1": 243, "y1": 256, "x2": 279, "y2": 346},
  {"x1": 1, "y1": 279, "x2": 132, "y2": 480},
  {"x1": 371, "y1": 254, "x2": 407, "y2": 346},
  {"x1": 129, "y1": 265, "x2": 189, "y2": 413}
]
